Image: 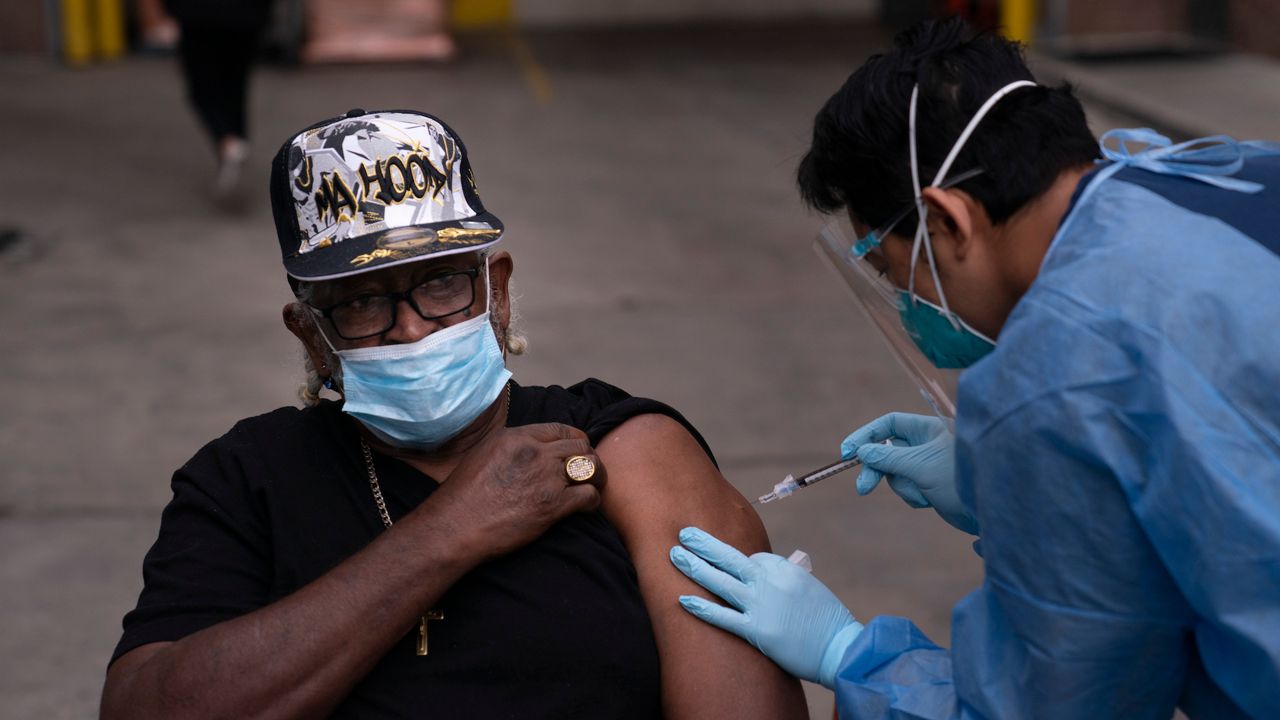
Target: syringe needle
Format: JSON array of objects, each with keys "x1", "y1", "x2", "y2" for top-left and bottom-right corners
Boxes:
[
  {"x1": 755, "y1": 475, "x2": 798, "y2": 505},
  {"x1": 754, "y1": 441, "x2": 889, "y2": 506}
]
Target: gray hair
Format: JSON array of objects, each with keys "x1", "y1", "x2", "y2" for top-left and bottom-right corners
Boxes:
[{"x1": 292, "y1": 256, "x2": 527, "y2": 407}]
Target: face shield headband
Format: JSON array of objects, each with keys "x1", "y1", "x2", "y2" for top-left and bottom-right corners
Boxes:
[{"x1": 814, "y1": 79, "x2": 1036, "y2": 418}]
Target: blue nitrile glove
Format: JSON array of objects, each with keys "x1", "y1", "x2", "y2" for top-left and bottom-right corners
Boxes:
[
  {"x1": 669, "y1": 527, "x2": 863, "y2": 688},
  {"x1": 841, "y1": 412, "x2": 978, "y2": 535}
]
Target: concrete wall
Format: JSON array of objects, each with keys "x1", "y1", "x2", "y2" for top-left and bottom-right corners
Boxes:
[
  {"x1": 0, "y1": 0, "x2": 49, "y2": 54},
  {"x1": 517, "y1": 0, "x2": 876, "y2": 26},
  {"x1": 1060, "y1": 0, "x2": 1189, "y2": 36},
  {"x1": 1231, "y1": 0, "x2": 1280, "y2": 57}
]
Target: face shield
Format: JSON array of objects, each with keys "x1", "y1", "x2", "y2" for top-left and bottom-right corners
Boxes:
[
  {"x1": 812, "y1": 80, "x2": 1038, "y2": 425},
  {"x1": 814, "y1": 215, "x2": 960, "y2": 429}
]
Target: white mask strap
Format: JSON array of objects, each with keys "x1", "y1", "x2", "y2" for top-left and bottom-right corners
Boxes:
[
  {"x1": 316, "y1": 317, "x2": 340, "y2": 354},
  {"x1": 907, "y1": 79, "x2": 1037, "y2": 328},
  {"x1": 931, "y1": 80, "x2": 1036, "y2": 187},
  {"x1": 480, "y1": 254, "x2": 492, "y2": 316},
  {"x1": 907, "y1": 85, "x2": 927, "y2": 301}
]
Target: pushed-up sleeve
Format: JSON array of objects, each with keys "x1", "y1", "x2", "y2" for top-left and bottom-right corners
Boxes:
[
  {"x1": 831, "y1": 615, "x2": 958, "y2": 719},
  {"x1": 110, "y1": 426, "x2": 273, "y2": 664}
]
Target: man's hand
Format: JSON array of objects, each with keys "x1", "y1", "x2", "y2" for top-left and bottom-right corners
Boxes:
[
  {"x1": 670, "y1": 527, "x2": 863, "y2": 689},
  {"x1": 430, "y1": 423, "x2": 604, "y2": 561},
  {"x1": 841, "y1": 412, "x2": 978, "y2": 535},
  {"x1": 104, "y1": 422, "x2": 606, "y2": 720}
]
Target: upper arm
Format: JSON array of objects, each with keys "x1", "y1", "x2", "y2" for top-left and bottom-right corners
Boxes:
[
  {"x1": 595, "y1": 413, "x2": 807, "y2": 720},
  {"x1": 101, "y1": 643, "x2": 171, "y2": 719}
]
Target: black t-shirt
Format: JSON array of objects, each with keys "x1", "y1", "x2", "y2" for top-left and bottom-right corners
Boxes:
[{"x1": 113, "y1": 379, "x2": 715, "y2": 719}]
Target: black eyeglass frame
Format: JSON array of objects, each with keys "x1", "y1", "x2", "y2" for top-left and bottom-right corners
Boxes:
[{"x1": 310, "y1": 266, "x2": 483, "y2": 340}]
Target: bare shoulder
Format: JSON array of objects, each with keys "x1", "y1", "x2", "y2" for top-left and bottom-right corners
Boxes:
[
  {"x1": 596, "y1": 413, "x2": 707, "y2": 467},
  {"x1": 596, "y1": 412, "x2": 725, "y2": 498},
  {"x1": 595, "y1": 413, "x2": 766, "y2": 552}
]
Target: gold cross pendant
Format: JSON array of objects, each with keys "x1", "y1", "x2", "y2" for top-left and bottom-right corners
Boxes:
[{"x1": 416, "y1": 609, "x2": 444, "y2": 656}]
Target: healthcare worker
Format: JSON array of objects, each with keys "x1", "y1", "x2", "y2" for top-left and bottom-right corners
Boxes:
[{"x1": 669, "y1": 17, "x2": 1280, "y2": 719}]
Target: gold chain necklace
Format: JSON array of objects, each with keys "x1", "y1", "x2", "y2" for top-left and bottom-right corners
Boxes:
[{"x1": 358, "y1": 383, "x2": 510, "y2": 656}]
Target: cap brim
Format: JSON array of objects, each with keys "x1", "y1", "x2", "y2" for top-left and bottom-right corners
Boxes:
[{"x1": 283, "y1": 212, "x2": 504, "y2": 282}]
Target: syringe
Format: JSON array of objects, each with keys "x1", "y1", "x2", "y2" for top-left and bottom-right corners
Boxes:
[
  {"x1": 754, "y1": 458, "x2": 861, "y2": 504},
  {"x1": 754, "y1": 439, "x2": 892, "y2": 505}
]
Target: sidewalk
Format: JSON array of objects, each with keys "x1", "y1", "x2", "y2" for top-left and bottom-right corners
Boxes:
[{"x1": 1031, "y1": 50, "x2": 1280, "y2": 141}]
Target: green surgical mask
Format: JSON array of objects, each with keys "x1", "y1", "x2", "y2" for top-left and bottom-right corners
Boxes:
[{"x1": 897, "y1": 293, "x2": 996, "y2": 369}]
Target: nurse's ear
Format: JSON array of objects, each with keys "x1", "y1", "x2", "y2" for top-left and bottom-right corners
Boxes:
[{"x1": 920, "y1": 186, "x2": 987, "y2": 262}]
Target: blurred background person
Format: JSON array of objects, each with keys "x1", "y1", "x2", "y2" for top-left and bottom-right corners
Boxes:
[
  {"x1": 165, "y1": 0, "x2": 272, "y2": 198},
  {"x1": 132, "y1": 0, "x2": 178, "y2": 54}
]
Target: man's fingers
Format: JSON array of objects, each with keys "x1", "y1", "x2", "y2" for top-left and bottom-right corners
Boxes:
[
  {"x1": 855, "y1": 466, "x2": 885, "y2": 496},
  {"x1": 883, "y1": 412, "x2": 942, "y2": 443},
  {"x1": 887, "y1": 475, "x2": 930, "y2": 508},
  {"x1": 840, "y1": 435, "x2": 860, "y2": 462},
  {"x1": 518, "y1": 422, "x2": 589, "y2": 443},
  {"x1": 558, "y1": 484, "x2": 601, "y2": 515},
  {"x1": 857, "y1": 442, "x2": 932, "y2": 478},
  {"x1": 544, "y1": 437, "x2": 595, "y2": 463},
  {"x1": 677, "y1": 595, "x2": 751, "y2": 641},
  {"x1": 844, "y1": 414, "x2": 944, "y2": 463},
  {"x1": 676, "y1": 527, "x2": 758, "y2": 582},
  {"x1": 670, "y1": 546, "x2": 750, "y2": 609},
  {"x1": 841, "y1": 414, "x2": 896, "y2": 453}
]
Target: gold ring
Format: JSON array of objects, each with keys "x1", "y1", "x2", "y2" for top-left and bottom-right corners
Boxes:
[{"x1": 564, "y1": 455, "x2": 597, "y2": 483}]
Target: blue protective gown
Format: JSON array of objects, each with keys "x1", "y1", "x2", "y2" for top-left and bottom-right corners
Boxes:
[{"x1": 832, "y1": 136, "x2": 1280, "y2": 719}]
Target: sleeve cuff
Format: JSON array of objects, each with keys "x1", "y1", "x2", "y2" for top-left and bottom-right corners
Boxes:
[{"x1": 818, "y1": 620, "x2": 866, "y2": 689}]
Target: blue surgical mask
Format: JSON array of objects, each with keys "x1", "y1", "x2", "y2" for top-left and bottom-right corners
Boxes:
[
  {"x1": 328, "y1": 264, "x2": 512, "y2": 450},
  {"x1": 898, "y1": 293, "x2": 995, "y2": 369}
]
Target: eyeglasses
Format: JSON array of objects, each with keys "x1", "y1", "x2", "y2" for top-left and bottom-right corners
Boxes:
[
  {"x1": 311, "y1": 267, "x2": 481, "y2": 340},
  {"x1": 851, "y1": 168, "x2": 986, "y2": 258}
]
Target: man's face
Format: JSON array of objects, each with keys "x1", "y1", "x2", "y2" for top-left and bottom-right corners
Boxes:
[
  {"x1": 850, "y1": 214, "x2": 946, "y2": 307},
  {"x1": 849, "y1": 197, "x2": 1008, "y2": 342},
  {"x1": 307, "y1": 251, "x2": 495, "y2": 351}
]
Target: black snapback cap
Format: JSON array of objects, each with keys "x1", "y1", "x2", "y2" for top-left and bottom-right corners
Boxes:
[{"x1": 269, "y1": 109, "x2": 504, "y2": 282}]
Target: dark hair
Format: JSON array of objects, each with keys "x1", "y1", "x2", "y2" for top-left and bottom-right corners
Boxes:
[{"x1": 797, "y1": 17, "x2": 1098, "y2": 230}]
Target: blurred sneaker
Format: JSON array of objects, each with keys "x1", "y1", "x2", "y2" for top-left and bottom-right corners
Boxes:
[
  {"x1": 215, "y1": 138, "x2": 248, "y2": 199},
  {"x1": 139, "y1": 19, "x2": 180, "y2": 55}
]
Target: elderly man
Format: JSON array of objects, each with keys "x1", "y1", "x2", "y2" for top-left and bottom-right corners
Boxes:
[{"x1": 101, "y1": 110, "x2": 807, "y2": 719}]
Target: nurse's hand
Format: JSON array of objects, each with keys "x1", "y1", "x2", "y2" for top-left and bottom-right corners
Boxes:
[
  {"x1": 670, "y1": 527, "x2": 863, "y2": 689},
  {"x1": 842, "y1": 412, "x2": 978, "y2": 535}
]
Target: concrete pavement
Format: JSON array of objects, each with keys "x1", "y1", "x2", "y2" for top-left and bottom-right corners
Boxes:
[
  {"x1": 1, "y1": 21, "x2": 1253, "y2": 719},
  {"x1": 1033, "y1": 48, "x2": 1280, "y2": 141}
]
